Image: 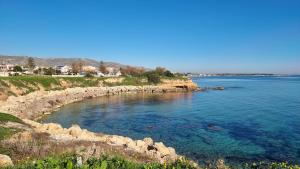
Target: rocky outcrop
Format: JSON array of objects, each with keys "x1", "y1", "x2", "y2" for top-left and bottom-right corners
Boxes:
[
  {"x1": 0, "y1": 154, "x2": 13, "y2": 167},
  {"x1": 0, "y1": 83, "x2": 197, "y2": 120},
  {"x1": 160, "y1": 79, "x2": 198, "y2": 91},
  {"x1": 21, "y1": 119, "x2": 181, "y2": 164}
]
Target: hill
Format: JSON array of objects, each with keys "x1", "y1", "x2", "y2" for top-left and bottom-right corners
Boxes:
[{"x1": 0, "y1": 55, "x2": 144, "y2": 69}]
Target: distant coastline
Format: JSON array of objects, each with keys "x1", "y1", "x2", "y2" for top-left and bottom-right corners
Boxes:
[{"x1": 186, "y1": 73, "x2": 298, "y2": 78}]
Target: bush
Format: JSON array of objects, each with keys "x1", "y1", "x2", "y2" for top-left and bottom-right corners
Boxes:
[
  {"x1": 163, "y1": 70, "x2": 174, "y2": 77},
  {"x1": 43, "y1": 68, "x2": 56, "y2": 75},
  {"x1": 146, "y1": 72, "x2": 160, "y2": 84},
  {"x1": 12, "y1": 155, "x2": 197, "y2": 169},
  {"x1": 13, "y1": 66, "x2": 23, "y2": 72},
  {"x1": 84, "y1": 73, "x2": 94, "y2": 78}
]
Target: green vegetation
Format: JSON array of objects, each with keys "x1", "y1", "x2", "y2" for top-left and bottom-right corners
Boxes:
[
  {"x1": 0, "y1": 76, "x2": 107, "y2": 96},
  {"x1": 13, "y1": 66, "x2": 23, "y2": 72},
  {"x1": 0, "y1": 113, "x2": 23, "y2": 141},
  {"x1": 144, "y1": 72, "x2": 161, "y2": 84},
  {"x1": 243, "y1": 161, "x2": 300, "y2": 169},
  {"x1": 0, "y1": 127, "x2": 16, "y2": 141},
  {"x1": 27, "y1": 57, "x2": 35, "y2": 69},
  {"x1": 5, "y1": 154, "x2": 196, "y2": 169},
  {"x1": 0, "y1": 72, "x2": 188, "y2": 97},
  {"x1": 84, "y1": 73, "x2": 94, "y2": 78},
  {"x1": 0, "y1": 112, "x2": 23, "y2": 124}
]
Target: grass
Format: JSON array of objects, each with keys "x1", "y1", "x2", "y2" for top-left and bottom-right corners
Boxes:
[
  {"x1": 0, "y1": 127, "x2": 16, "y2": 140},
  {"x1": 0, "y1": 113, "x2": 23, "y2": 142},
  {"x1": 5, "y1": 154, "x2": 197, "y2": 169},
  {"x1": 0, "y1": 75, "x2": 191, "y2": 98},
  {"x1": 0, "y1": 112, "x2": 23, "y2": 124}
]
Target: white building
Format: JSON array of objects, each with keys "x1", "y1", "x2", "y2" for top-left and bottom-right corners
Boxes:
[
  {"x1": 0, "y1": 64, "x2": 14, "y2": 72},
  {"x1": 97, "y1": 67, "x2": 122, "y2": 77},
  {"x1": 82, "y1": 66, "x2": 97, "y2": 73},
  {"x1": 55, "y1": 65, "x2": 72, "y2": 75}
]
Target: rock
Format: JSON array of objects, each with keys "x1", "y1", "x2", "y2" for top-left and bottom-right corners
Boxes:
[
  {"x1": 76, "y1": 156, "x2": 83, "y2": 167},
  {"x1": 107, "y1": 136, "x2": 127, "y2": 146},
  {"x1": 16, "y1": 118, "x2": 183, "y2": 164},
  {"x1": 136, "y1": 140, "x2": 146, "y2": 147},
  {"x1": 44, "y1": 123, "x2": 63, "y2": 131},
  {"x1": 17, "y1": 131, "x2": 32, "y2": 141},
  {"x1": 212, "y1": 86, "x2": 225, "y2": 90},
  {"x1": 0, "y1": 154, "x2": 13, "y2": 167},
  {"x1": 216, "y1": 159, "x2": 229, "y2": 169},
  {"x1": 154, "y1": 142, "x2": 171, "y2": 157},
  {"x1": 126, "y1": 139, "x2": 137, "y2": 149},
  {"x1": 68, "y1": 125, "x2": 82, "y2": 137},
  {"x1": 207, "y1": 123, "x2": 223, "y2": 131},
  {"x1": 143, "y1": 137, "x2": 154, "y2": 146}
]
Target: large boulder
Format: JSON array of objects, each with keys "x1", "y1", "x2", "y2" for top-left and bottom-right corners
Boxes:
[
  {"x1": 0, "y1": 154, "x2": 13, "y2": 167},
  {"x1": 68, "y1": 125, "x2": 83, "y2": 137},
  {"x1": 40, "y1": 123, "x2": 63, "y2": 134},
  {"x1": 143, "y1": 137, "x2": 154, "y2": 146},
  {"x1": 154, "y1": 142, "x2": 171, "y2": 157}
]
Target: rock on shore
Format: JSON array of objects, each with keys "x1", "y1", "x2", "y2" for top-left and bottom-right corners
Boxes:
[
  {"x1": 0, "y1": 154, "x2": 13, "y2": 167},
  {"x1": 21, "y1": 119, "x2": 180, "y2": 164}
]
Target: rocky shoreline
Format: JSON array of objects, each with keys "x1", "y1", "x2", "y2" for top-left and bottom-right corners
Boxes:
[
  {"x1": 0, "y1": 80, "x2": 200, "y2": 167},
  {"x1": 0, "y1": 83, "x2": 196, "y2": 120},
  {"x1": 22, "y1": 119, "x2": 183, "y2": 164}
]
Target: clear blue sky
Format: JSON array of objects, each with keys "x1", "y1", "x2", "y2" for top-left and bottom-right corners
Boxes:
[{"x1": 0, "y1": 0, "x2": 299, "y2": 74}]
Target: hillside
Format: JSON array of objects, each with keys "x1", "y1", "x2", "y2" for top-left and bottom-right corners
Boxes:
[{"x1": 0, "y1": 55, "x2": 145, "y2": 69}]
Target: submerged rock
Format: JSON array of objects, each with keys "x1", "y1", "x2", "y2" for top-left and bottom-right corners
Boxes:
[
  {"x1": 207, "y1": 123, "x2": 223, "y2": 131},
  {"x1": 196, "y1": 86, "x2": 225, "y2": 92}
]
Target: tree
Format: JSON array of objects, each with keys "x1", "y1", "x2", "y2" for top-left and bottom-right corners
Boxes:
[
  {"x1": 163, "y1": 70, "x2": 174, "y2": 77},
  {"x1": 146, "y1": 72, "x2": 161, "y2": 84},
  {"x1": 43, "y1": 67, "x2": 56, "y2": 75},
  {"x1": 13, "y1": 66, "x2": 23, "y2": 72},
  {"x1": 27, "y1": 57, "x2": 35, "y2": 69},
  {"x1": 155, "y1": 67, "x2": 166, "y2": 75},
  {"x1": 71, "y1": 61, "x2": 83, "y2": 74},
  {"x1": 33, "y1": 68, "x2": 42, "y2": 74},
  {"x1": 99, "y1": 61, "x2": 108, "y2": 74},
  {"x1": 120, "y1": 66, "x2": 145, "y2": 76}
]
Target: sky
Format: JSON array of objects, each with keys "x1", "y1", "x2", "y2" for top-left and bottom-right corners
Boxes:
[{"x1": 0, "y1": 0, "x2": 300, "y2": 74}]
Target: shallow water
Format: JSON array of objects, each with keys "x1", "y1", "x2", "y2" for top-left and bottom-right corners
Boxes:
[{"x1": 43, "y1": 76, "x2": 300, "y2": 165}]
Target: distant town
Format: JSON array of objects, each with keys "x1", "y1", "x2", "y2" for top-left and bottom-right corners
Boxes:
[
  {"x1": 0, "y1": 55, "x2": 289, "y2": 78},
  {"x1": 0, "y1": 56, "x2": 123, "y2": 77}
]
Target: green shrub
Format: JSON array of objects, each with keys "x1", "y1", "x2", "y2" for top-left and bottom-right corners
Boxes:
[
  {"x1": 0, "y1": 112, "x2": 23, "y2": 124},
  {"x1": 84, "y1": 73, "x2": 94, "y2": 78},
  {"x1": 163, "y1": 71, "x2": 174, "y2": 77},
  {"x1": 0, "y1": 127, "x2": 14, "y2": 140},
  {"x1": 145, "y1": 72, "x2": 160, "y2": 84},
  {"x1": 243, "y1": 161, "x2": 300, "y2": 169},
  {"x1": 13, "y1": 66, "x2": 23, "y2": 72},
  {"x1": 10, "y1": 155, "x2": 197, "y2": 169}
]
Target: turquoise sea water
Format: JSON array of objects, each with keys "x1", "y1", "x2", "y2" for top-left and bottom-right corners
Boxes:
[{"x1": 43, "y1": 76, "x2": 300, "y2": 165}]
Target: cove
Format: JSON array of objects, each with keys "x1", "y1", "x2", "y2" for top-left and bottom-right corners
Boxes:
[{"x1": 42, "y1": 76, "x2": 300, "y2": 165}]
